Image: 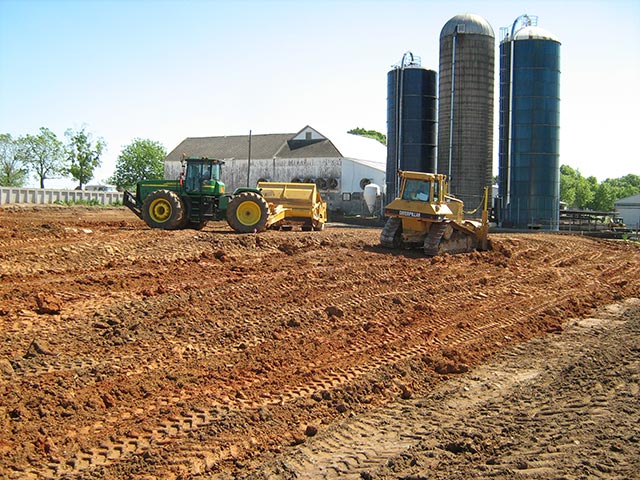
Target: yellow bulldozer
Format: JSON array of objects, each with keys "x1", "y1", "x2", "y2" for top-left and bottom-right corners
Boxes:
[{"x1": 381, "y1": 170, "x2": 489, "y2": 256}]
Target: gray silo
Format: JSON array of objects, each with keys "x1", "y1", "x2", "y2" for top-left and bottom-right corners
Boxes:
[
  {"x1": 498, "y1": 15, "x2": 561, "y2": 229},
  {"x1": 386, "y1": 52, "x2": 437, "y2": 203},
  {"x1": 437, "y1": 14, "x2": 495, "y2": 210}
]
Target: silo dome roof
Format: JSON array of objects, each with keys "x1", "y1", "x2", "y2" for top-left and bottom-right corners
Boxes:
[
  {"x1": 440, "y1": 13, "x2": 495, "y2": 38},
  {"x1": 513, "y1": 25, "x2": 560, "y2": 42}
]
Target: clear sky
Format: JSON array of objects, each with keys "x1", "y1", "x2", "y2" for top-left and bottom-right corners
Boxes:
[{"x1": 1, "y1": 0, "x2": 639, "y2": 188}]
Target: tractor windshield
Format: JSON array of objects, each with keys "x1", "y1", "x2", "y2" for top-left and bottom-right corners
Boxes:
[
  {"x1": 185, "y1": 162, "x2": 220, "y2": 192},
  {"x1": 402, "y1": 179, "x2": 431, "y2": 202},
  {"x1": 210, "y1": 163, "x2": 221, "y2": 181}
]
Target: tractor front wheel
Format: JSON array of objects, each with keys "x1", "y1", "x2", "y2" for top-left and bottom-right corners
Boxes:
[
  {"x1": 226, "y1": 192, "x2": 270, "y2": 233},
  {"x1": 141, "y1": 190, "x2": 185, "y2": 230}
]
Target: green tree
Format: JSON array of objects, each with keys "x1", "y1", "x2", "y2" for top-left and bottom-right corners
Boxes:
[
  {"x1": 65, "y1": 127, "x2": 106, "y2": 189},
  {"x1": 0, "y1": 133, "x2": 28, "y2": 187},
  {"x1": 559, "y1": 165, "x2": 579, "y2": 207},
  {"x1": 560, "y1": 165, "x2": 640, "y2": 211},
  {"x1": 110, "y1": 138, "x2": 166, "y2": 190},
  {"x1": 591, "y1": 182, "x2": 616, "y2": 211},
  {"x1": 16, "y1": 127, "x2": 65, "y2": 188},
  {"x1": 592, "y1": 175, "x2": 640, "y2": 211},
  {"x1": 608, "y1": 174, "x2": 640, "y2": 199},
  {"x1": 348, "y1": 127, "x2": 387, "y2": 146},
  {"x1": 575, "y1": 175, "x2": 596, "y2": 209},
  {"x1": 560, "y1": 166, "x2": 596, "y2": 209}
]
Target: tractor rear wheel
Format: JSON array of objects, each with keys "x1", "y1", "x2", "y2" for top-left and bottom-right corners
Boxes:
[
  {"x1": 141, "y1": 190, "x2": 185, "y2": 230},
  {"x1": 226, "y1": 192, "x2": 270, "y2": 233}
]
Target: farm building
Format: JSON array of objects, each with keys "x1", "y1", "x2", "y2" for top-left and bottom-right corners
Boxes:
[
  {"x1": 615, "y1": 194, "x2": 640, "y2": 231},
  {"x1": 164, "y1": 126, "x2": 386, "y2": 216}
]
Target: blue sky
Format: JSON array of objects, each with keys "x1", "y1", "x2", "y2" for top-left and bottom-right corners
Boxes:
[{"x1": 1, "y1": 0, "x2": 639, "y2": 188}]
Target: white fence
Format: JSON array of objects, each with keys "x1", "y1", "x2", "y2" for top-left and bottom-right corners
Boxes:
[{"x1": 0, "y1": 187, "x2": 124, "y2": 206}]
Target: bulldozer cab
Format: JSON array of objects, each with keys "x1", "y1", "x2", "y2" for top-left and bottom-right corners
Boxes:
[
  {"x1": 182, "y1": 158, "x2": 224, "y2": 194},
  {"x1": 401, "y1": 176, "x2": 441, "y2": 203}
]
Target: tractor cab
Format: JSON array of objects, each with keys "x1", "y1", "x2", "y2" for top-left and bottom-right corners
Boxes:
[{"x1": 180, "y1": 157, "x2": 225, "y2": 195}]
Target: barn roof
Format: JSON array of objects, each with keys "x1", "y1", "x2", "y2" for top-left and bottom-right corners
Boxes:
[
  {"x1": 165, "y1": 126, "x2": 345, "y2": 163},
  {"x1": 615, "y1": 193, "x2": 640, "y2": 206}
]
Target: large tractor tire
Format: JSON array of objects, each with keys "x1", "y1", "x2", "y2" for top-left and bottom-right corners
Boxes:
[
  {"x1": 226, "y1": 192, "x2": 270, "y2": 233},
  {"x1": 141, "y1": 189, "x2": 185, "y2": 230}
]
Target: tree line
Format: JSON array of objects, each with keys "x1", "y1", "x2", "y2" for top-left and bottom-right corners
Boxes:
[
  {"x1": 2, "y1": 127, "x2": 638, "y2": 212},
  {"x1": 348, "y1": 127, "x2": 387, "y2": 146},
  {"x1": 0, "y1": 128, "x2": 165, "y2": 191},
  {"x1": 560, "y1": 165, "x2": 640, "y2": 212}
]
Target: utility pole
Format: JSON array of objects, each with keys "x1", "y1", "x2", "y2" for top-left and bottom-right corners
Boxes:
[{"x1": 247, "y1": 130, "x2": 252, "y2": 187}]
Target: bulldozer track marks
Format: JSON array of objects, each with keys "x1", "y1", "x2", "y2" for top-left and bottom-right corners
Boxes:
[
  {"x1": 1, "y1": 213, "x2": 638, "y2": 479},
  {"x1": 273, "y1": 299, "x2": 640, "y2": 479},
  {"x1": 44, "y1": 252, "x2": 637, "y2": 475}
]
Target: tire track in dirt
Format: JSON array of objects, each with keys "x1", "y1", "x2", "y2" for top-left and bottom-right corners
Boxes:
[
  {"x1": 6, "y1": 246, "x2": 422, "y2": 379},
  {"x1": 1, "y1": 234, "x2": 568, "y2": 371},
  {"x1": 241, "y1": 298, "x2": 640, "y2": 479},
  {"x1": 35, "y1": 237, "x2": 637, "y2": 478},
  {"x1": 3, "y1": 212, "x2": 638, "y2": 479}
]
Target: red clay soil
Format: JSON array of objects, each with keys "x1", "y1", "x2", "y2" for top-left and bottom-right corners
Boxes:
[{"x1": 0, "y1": 205, "x2": 638, "y2": 479}]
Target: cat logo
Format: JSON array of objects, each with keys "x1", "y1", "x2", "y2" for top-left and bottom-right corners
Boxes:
[{"x1": 399, "y1": 210, "x2": 421, "y2": 218}]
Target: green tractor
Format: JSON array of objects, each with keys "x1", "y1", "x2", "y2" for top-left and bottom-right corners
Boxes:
[
  {"x1": 124, "y1": 156, "x2": 327, "y2": 233},
  {"x1": 124, "y1": 157, "x2": 271, "y2": 232}
]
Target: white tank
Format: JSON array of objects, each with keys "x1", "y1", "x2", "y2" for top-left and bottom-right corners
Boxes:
[{"x1": 363, "y1": 183, "x2": 381, "y2": 214}]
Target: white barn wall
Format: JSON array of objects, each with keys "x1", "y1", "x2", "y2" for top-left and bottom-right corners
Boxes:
[
  {"x1": 163, "y1": 126, "x2": 387, "y2": 216},
  {"x1": 166, "y1": 158, "x2": 344, "y2": 192},
  {"x1": 246, "y1": 157, "x2": 343, "y2": 188},
  {"x1": 165, "y1": 162, "x2": 182, "y2": 180},
  {"x1": 341, "y1": 158, "x2": 385, "y2": 193},
  {"x1": 615, "y1": 194, "x2": 640, "y2": 230},
  {"x1": 165, "y1": 156, "x2": 384, "y2": 216}
]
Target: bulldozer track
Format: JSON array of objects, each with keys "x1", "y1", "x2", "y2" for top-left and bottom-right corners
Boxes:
[
  {"x1": 423, "y1": 221, "x2": 448, "y2": 256},
  {"x1": 379, "y1": 217, "x2": 401, "y2": 248}
]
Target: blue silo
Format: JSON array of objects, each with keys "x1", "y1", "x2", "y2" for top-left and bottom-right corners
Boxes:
[
  {"x1": 498, "y1": 15, "x2": 561, "y2": 229},
  {"x1": 386, "y1": 52, "x2": 437, "y2": 203}
]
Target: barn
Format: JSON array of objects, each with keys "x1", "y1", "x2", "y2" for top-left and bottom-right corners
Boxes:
[{"x1": 164, "y1": 126, "x2": 386, "y2": 216}]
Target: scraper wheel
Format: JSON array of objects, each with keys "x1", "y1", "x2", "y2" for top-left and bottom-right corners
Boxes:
[{"x1": 226, "y1": 192, "x2": 270, "y2": 233}]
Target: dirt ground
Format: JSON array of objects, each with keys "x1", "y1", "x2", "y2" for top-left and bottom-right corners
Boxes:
[{"x1": 0, "y1": 205, "x2": 638, "y2": 480}]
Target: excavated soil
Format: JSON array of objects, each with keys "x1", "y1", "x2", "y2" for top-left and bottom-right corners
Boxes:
[{"x1": 0, "y1": 205, "x2": 638, "y2": 479}]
